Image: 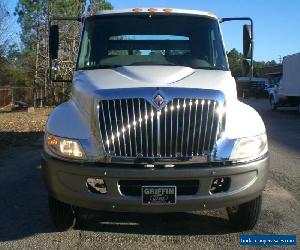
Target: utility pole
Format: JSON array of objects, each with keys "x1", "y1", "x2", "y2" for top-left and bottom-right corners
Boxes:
[{"x1": 278, "y1": 55, "x2": 282, "y2": 64}]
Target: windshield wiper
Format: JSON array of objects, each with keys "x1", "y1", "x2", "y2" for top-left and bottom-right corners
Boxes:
[
  {"x1": 192, "y1": 66, "x2": 228, "y2": 70},
  {"x1": 128, "y1": 62, "x2": 176, "y2": 66},
  {"x1": 78, "y1": 64, "x2": 228, "y2": 71},
  {"x1": 78, "y1": 65, "x2": 123, "y2": 70},
  {"x1": 78, "y1": 63, "x2": 176, "y2": 70}
]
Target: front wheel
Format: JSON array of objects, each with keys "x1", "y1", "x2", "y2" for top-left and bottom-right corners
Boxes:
[
  {"x1": 48, "y1": 195, "x2": 77, "y2": 231},
  {"x1": 227, "y1": 195, "x2": 262, "y2": 231}
]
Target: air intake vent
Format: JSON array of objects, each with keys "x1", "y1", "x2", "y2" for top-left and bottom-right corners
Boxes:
[{"x1": 98, "y1": 98, "x2": 223, "y2": 158}]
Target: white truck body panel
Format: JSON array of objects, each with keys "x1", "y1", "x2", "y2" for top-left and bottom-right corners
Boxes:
[
  {"x1": 74, "y1": 66, "x2": 237, "y2": 101},
  {"x1": 280, "y1": 53, "x2": 300, "y2": 97}
]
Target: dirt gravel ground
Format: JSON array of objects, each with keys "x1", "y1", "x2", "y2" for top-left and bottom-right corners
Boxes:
[
  {"x1": 0, "y1": 108, "x2": 52, "y2": 150},
  {"x1": 0, "y1": 99, "x2": 299, "y2": 249}
]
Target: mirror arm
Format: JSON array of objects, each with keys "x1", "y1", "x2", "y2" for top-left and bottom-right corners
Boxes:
[
  {"x1": 220, "y1": 17, "x2": 253, "y2": 26},
  {"x1": 219, "y1": 17, "x2": 254, "y2": 78}
]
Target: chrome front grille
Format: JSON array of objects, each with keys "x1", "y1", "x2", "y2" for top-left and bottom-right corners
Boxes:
[{"x1": 98, "y1": 98, "x2": 224, "y2": 158}]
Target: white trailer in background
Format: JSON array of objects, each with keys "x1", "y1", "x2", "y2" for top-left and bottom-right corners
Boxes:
[{"x1": 269, "y1": 52, "x2": 300, "y2": 111}]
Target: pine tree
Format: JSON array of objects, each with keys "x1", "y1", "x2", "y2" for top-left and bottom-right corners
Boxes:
[{"x1": 15, "y1": 0, "x2": 113, "y2": 105}]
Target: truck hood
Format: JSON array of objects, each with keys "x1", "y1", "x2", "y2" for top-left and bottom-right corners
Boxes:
[
  {"x1": 74, "y1": 66, "x2": 236, "y2": 100},
  {"x1": 47, "y1": 66, "x2": 266, "y2": 153},
  {"x1": 97, "y1": 66, "x2": 195, "y2": 85},
  {"x1": 72, "y1": 66, "x2": 237, "y2": 127}
]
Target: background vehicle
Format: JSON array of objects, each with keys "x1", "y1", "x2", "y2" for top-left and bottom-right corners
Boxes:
[
  {"x1": 42, "y1": 8, "x2": 269, "y2": 232},
  {"x1": 237, "y1": 77, "x2": 269, "y2": 98},
  {"x1": 269, "y1": 53, "x2": 300, "y2": 111},
  {"x1": 265, "y1": 82, "x2": 279, "y2": 94}
]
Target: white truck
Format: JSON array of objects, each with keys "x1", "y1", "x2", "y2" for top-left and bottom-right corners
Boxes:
[
  {"x1": 42, "y1": 8, "x2": 269, "y2": 232},
  {"x1": 269, "y1": 52, "x2": 300, "y2": 111}
]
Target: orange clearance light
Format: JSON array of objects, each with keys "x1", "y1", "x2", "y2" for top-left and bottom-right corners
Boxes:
[
  {"x1": 148, "y1": 8, "x2": 157, "y2": 13},
  {"x1": 132, "y1": 8, "x2": 142, "y2": 12},
  {"x1": 48, "y1": 136, "x2": 58, "y2": 146},
  {"x1": 163, "y1": 8, "x2": 173, "y2": 12}
]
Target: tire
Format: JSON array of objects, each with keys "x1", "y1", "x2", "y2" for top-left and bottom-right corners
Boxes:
[
  {"x1": 48, "y1": 195, "x2": 77, "y2": 231},
  {"x1": 270, "y1": 96, "x2": 277, "y2": 111},
  {"x1": 227, "y1": 195, "x2": 262, "y2": 231}
]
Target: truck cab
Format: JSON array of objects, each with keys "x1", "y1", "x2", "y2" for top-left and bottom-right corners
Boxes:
[{"x1": 42, "y1": 8, "x2": 269, "y2": 231}]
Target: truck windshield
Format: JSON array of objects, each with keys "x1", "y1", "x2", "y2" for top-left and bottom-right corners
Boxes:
[{"x1": 77, "y1": 14, "x2": 228, "y2": 70}]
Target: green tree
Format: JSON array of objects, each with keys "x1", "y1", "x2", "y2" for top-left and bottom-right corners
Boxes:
[
  {"x1": 227, "y1": 48, "x2": 243, "y2": 77},
  {"x1": 227, "y1": 48, "x2": 278, "y2": 78},
  {"x1": 15, "y1": 0, "x2": 43, "y2": 50},
  {"x1": 0, "y1": 14, "x2": 32, "y2": 89},
  {"x1": 15, "y1": 0, "x2": 113, "y2": 105},
  {"x1": 253, "y1": 60, "x2": 277, "y2": 77},
  {"x1": 88, "y1": 0, "x2": 113, "y2": 12},
  {"x1": 0, "y1": 0, "x2": 14, "y2": 57}
]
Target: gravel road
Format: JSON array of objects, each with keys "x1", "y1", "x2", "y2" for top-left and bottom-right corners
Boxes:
[
  {"x1": 0, "y1": 99, "x2": 299, "y2": 249},
  {"x1": 0, "y1": 108, "x2": 52, "y2": 150}
]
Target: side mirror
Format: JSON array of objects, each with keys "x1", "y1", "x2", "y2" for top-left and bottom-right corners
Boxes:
[
  {"x1": 49, "y1": 25, "x2": 59, "y2": 59},
  {"x1": 243, "y1": 24, "x2": 253, "y2": 59},
  {"x1": 242, "y1": 59, "x2": 251, "y2": 76}
]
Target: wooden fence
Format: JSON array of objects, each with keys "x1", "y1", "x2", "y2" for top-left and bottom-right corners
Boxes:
[
  {"x1": 0, "y1": 87, "x2": 34, "y2": 107},
  {"x1": 0, "y1": 84, "x2": 71, "y2": 108}
]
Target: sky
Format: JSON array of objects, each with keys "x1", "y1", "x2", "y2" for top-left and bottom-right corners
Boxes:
[{"x1": 7, "y1": 0, "x2": 300, "y2": 62}]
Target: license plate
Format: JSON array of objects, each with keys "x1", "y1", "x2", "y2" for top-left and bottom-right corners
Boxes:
[{"x1": 142, "y1": 186, "x2": 176, "y2": 205}]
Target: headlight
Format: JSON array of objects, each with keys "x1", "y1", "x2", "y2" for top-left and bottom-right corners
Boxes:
[
  {"x1": 45, "y1": 134, "x2": 86, "y2": 160},
  {"x1": 230, "y1": 133, "x2": 268, "y2": 162}
]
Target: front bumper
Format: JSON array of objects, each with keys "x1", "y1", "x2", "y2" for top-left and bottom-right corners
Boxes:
[{"x1": 41, "y1": 153, "x2": 269, "y2": 213}]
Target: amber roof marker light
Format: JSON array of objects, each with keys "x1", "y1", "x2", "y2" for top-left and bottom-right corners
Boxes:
[
  {"x1": 163, "y1": 8, "x2": 173, "y2": 12},
  {"x1": 207, "y1": 12, "x2": 215, "y2": 17},
  {"x1": 132, "y1": 8, "x2": 142, "y2": 12},
  {"x1": 148, "y1": 8, "x2": 158, "y2": 13}
]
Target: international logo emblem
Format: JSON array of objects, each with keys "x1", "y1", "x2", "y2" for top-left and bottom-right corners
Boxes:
[
  {"x1": 154, "y1": 94, "x2": 164, "y2": 107},
  {"x1": 151, "y1": 91, "x2": 167, "y2": 110}
]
